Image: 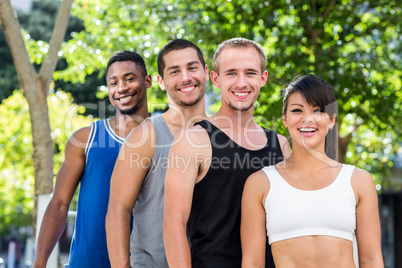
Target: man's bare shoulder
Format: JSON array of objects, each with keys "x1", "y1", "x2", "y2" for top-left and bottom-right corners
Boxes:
[
  {"x1": 67, "y1": 125, "x2": 92, "y2": 150},
  {"x1": 125, "y1": 119, "x2": 155, "y2": 146},
  {"x1": 72, "y1": 125, "x2": 91, "y2": 138},
  {"x1": 188, "y1": 124, "x2": 209, "y2": 135},
  {"x1": 276, "y1": 133, "x2": 288, "y2": 143},
  {"x1": 133, "y1": 118, "x2": 154, "y2": 134},
  {"x1": 173, "y1": 124, "x2": 210, "y2": 149},
  {"x1": 276, "y1": 133, "x2": 291, "y2": 159}
]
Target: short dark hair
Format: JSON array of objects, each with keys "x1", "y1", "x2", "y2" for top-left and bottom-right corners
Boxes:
[
  {"x1": 283, "y1": 74, "x2": 338, "y2": 160},
  {"x1": 157, "y1": 39, "x2": 205, "y2": 78},
  {"x1": 106, "y1": 50, "x2": 147, "y2": 79}
]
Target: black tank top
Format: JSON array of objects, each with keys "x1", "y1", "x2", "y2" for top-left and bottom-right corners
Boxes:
[{"x1": 187, "y1": 120, "x2": 284, "y2": 268}]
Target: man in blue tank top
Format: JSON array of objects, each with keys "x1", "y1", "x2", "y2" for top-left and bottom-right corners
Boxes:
[
  {"x1": 164, "y1": 38, "x2": 292, "y2": 268},
  {"x1": 106, "y1": 39, "x2": 209, "y2": 267},
  {"x1": 33, "y1": 51, "x2": 151, "y2": 268}
]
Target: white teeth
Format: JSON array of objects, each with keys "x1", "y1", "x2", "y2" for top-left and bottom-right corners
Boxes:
[
  {"x1": 181, "y1": 86, "x2": 195, "y2": 92},
  {"x1": 299, "y1": 128, "x2": 317, "y2": 132},
  {"x1": 119, "y1": 96, "x2": 131, "y2": 101},
  {"x1": 233, "y1": 92, "x2": 249, "y2": 97}
]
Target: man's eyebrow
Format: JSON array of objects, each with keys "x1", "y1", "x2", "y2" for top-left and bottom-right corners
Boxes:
[
  {"x1": 223, "y1": 67, "x2": 259, "y2": 73},
  {"x1": 166, "y1": 61, "x2": 201, "y2": 72},
  {"x1": 107, "y1": 72, "x2": 136, "y2": 81},
  {"x1": 122, "y1": 72, "x2": 136, "y2": 77},
  {"x1": 224, "y1": 68, "x2": 237, "y2": 73},
  {"x1": 187, "y1": 61, "x2": 201, "y2": 66},
  {"x1": 245, "y1": 68, "x2": 259, "y2": 72},
  {"x1": 166, "y1": 65, "x2": 180, "y2": 72}
]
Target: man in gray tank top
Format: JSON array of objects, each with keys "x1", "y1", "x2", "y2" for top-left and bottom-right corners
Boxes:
[{"x1": 106, "y1": 39, "x2": 209, "y2": 267}]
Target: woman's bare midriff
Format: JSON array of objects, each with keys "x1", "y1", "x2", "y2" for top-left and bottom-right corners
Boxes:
[{"x1": 271, "y1": 235, "x2": 356, "y2": 268}]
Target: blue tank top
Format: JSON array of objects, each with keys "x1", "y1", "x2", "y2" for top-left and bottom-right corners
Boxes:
[{"x1": 67, "y1": 119, "x2": 124, "y2": 268}]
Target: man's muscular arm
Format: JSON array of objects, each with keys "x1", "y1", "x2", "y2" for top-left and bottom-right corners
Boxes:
[
  {"x1": 278, "y1": 134, "x2": 291, "y2": 160},
  {"x1": 33, "y1": 127, "x2": 90, "y2": 268},
  {"x1": 163, "y1": 127, "x2": 210, "y2": 268}
]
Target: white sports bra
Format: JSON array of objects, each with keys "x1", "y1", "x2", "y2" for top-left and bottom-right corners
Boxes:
[{"x1": 263, "y1": 164, "x2": 356, "y2": 245}]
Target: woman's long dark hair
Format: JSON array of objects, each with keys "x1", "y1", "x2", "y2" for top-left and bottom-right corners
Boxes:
[{"x1": 282, "y1": 74, "x2": 338, "y2": 160}]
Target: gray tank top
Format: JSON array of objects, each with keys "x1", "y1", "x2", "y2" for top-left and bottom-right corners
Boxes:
[{"x1": 130, "y1": 114, "x2": 173, "y2": 267}]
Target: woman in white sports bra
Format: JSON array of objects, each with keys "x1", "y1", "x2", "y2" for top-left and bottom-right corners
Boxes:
[{"x1": 241, "y1": 74, "x2": 383, "y2": 268}]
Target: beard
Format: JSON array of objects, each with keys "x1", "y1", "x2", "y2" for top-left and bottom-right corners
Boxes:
[
  {"x1": 179, "y1": 93, "x2": 204, "y2": 107},
  {"x1": 228, "y1": 101, "x2": 254, "y2": 112},
  {"x1": 119, "y1": 105, "x2": 138, "y2": 115}
]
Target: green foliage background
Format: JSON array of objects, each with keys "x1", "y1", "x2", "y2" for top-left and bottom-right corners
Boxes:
[{"x1": 0, "y1": 90, "x2": 92, "y2": 233}]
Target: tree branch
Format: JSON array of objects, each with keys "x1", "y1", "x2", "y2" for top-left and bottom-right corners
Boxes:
[
  {"x1": 0, "y1": 0, "x2": 36, "y2": 89},
  {"x1": 322, "y1": 0, "x2": 336, "y2": 22},
  {"x1": 312, "y1": 0, "x2": 317, "y2": 16},
  {"x1": 298, "y1": 7, "x2": 318, "y2": 49},
  {"x1": 39, "y1": 0, "x2": 74, "y2": 94}
]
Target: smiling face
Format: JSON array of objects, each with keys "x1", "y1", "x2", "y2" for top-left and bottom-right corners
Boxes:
[
  {"x1": 106, "y1": 61, "x2": 151, "y2": 115},
  {"x1": 210, "y1": 46, "x2": 268, "y2": 112},
  {"x1": 157, "y1": 47, "x2": 208, "y2": 108},
  {"x1": 283, "y1": 92, "x2": 335, "y2": 153}
]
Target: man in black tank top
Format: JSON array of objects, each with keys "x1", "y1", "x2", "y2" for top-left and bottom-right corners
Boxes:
[{"x1": 164, "y1": 38, "x2": 291, "y2": 268}]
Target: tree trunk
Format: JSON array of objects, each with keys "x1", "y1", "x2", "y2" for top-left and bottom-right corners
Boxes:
[
  {"x1": 338, "y1": 135, "x2": 349, "y2": 164},
  {"x1": 0, "y1": 0, "x2": 74, "y2": 240}
]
